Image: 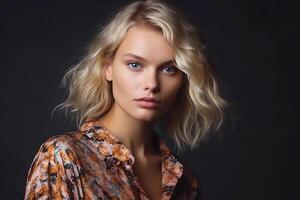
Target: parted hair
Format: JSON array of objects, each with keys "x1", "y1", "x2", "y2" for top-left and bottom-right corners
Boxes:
[{"x1": 56, "y1": 0, "x2": 228, "y2": 151}]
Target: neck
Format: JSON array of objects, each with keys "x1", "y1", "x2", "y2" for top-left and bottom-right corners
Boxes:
[{"x1": 98, "y1": 104, "x2": 156, "y2": 158}]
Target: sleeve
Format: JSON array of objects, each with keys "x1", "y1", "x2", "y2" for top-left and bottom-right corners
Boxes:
[{"x1": 24, "y1": 136, "x2": 84, "y2": 200}]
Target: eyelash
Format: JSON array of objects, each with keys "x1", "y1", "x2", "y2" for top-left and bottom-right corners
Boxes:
[{"x1": 127, "y1": 62, "x2": 178, "y2": 74}]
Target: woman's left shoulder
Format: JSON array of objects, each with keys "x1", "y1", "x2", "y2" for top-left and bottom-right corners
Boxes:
[
  {"x1": 180, "y1": 158, "x2": 199, "y2": 187},
  {"x1": 173, "y1": 157, "x2": 201, "y2": 199}
]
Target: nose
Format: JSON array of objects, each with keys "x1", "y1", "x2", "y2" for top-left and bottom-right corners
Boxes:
[{"x1": 144, "y1": 69, "x2": 160, "y2": 93}]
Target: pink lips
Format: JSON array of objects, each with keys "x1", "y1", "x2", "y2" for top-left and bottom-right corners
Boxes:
[{"x1": 135, "y1": 97, "x2": 161, "y2": 109}]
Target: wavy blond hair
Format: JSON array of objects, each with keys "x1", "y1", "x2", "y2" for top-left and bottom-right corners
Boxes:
[{"x1": 56, "y1": 0, "x2": 228, "y2": 151}]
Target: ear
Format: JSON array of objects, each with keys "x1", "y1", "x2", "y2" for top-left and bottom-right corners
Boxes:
[{"x1": 103, "y1": 60, "x2": 113, "y2": 81}]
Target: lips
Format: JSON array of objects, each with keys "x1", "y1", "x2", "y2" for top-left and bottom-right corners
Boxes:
[
  {"x1": 134, "y1": 97, "x2": 161, "y2": 109},
  {"x1": 135, "y1": 97, "x2": 160, "y2": 103}
]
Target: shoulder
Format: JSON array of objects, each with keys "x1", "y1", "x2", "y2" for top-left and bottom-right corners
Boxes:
[
  {"x1": 28, "y1": 133, "x2": 84, "y2": 179},
  {"x1": 174, "y1": 157, "x2": 202, "y2": 199},
  {"x1": 27, "y1": 132, "x2": 83, "y2": 177},
  {"x1": 30, "y1": 132, "x2": 85, "y2": 171},
  {"x1": 39, "y1": 132, "x2": 79, "y2": 151},
  {"x1": 176, "y1": 157, "x2": 199, "y2": 186},
  {"x1": 25, "y1": 132, "x2": 85, "y2": 199}
]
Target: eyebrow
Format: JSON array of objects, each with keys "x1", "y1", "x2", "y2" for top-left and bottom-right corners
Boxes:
[{"x1": 122, "y1": 53, "x2": 175, "y2": 65}]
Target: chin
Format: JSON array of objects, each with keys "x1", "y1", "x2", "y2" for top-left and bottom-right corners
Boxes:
[
  {"x1": 134, "y1": 111, "x2": 160, "y2": 123},
  {"x1": 135, "y1": 115, "x2": 157, "y2": 122}
]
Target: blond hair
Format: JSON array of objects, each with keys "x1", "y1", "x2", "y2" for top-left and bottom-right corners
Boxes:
[{"x1": 56, "y1": 0, "x2": 228, "y2": 151}]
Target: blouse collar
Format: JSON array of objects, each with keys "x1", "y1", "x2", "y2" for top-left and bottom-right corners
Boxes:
[{"x1": 79, "y1": 119, "x2": 184, "y2": 198}]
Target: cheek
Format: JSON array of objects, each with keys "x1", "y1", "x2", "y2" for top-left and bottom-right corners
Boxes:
[
  {"x1": 162, "y1": 76, "x2": 183, "y2": 104},
  {"x1": 112, "y1": 69, "x2": 138, "y2": 100}
]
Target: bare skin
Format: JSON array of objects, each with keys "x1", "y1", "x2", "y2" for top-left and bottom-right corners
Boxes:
[
  {"x1": 132, "y1": 151, "x2": 162, "y2": 200},
  {"x1": 99, "y1": 24, "x2": 183, "y2": 199}
]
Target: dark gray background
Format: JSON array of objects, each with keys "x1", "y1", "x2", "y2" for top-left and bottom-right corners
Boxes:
[{"x1": 1, "y1": 0, "x2": 299, "y2": 199}]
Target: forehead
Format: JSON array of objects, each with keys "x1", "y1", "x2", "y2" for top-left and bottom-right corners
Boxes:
[{"x1": 115, "y1": 24, "x2": 175, "y2": 61}]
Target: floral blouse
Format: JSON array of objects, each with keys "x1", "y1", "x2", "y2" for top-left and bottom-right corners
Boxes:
[{"x1": 24, "y1": 120, "x2": 199, "y2": 200}]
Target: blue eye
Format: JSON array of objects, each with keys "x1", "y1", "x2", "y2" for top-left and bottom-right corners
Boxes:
[
  {"x1": 128, "y1": 62, "x2": 141, "y2": 71},
  {"x1": 162, "y1": 65, "x2": 178, "y2": 74}
]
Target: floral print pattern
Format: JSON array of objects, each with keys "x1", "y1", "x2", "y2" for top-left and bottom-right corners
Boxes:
[{"x1": 24, "y1": 120, "x2": 199, "y2": 199}]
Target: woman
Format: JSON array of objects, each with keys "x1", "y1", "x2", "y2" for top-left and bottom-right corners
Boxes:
[{"x1": 24, "y1": 0, "x2": 227, "y2": 199}]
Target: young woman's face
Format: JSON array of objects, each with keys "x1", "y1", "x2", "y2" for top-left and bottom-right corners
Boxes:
[{"x1": 104, "y1": 24, "x2": 183, "y2": 122}]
